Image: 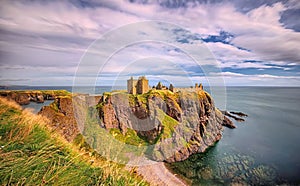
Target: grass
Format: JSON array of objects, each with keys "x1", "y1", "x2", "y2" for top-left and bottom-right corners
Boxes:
[
  {"x1": 40, "y1": 90, "x2": 71, "y2": 96},
  {"x1": 127, "y1": 93, "x2": 148, "y2": 110},
  {"x1": 0, "y1": 90, "x2": 71, "y2": 96},
  {"x1": 136, "y1": 94, "x2": 148, "y2": 105},
  {"x1": 82, "y1": 106, "x2": 149, "y2": 164},
  {"x1": 145, "y1": 90, "x2": 180, "y2": 141},
  {"x1": 156, "y1": 109, "x2": 179, "y2": 140},
  {"x1": 127, "y1": 89, "x2": 179, "y2": 109},
  {"x1": 49, "y1": 101, "x2": 60, "y2": 113},
  {"x1": 0, "y1": 97, "x2": 148, "y2": 186},
  {"x1": 109, "y1": 128, "x2": 149, "y2": 147},
  {"x1": 103, "y1": 92, "x2": 112, "y2": 97}
]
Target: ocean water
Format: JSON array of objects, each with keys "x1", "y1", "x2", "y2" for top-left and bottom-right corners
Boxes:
[
  {"x1": 0, "y1": 86, "x2": 122, "y2": 95},
  {"x1": 168, "y1": 87, "x2": 300, "y2": 185},
  {"x1": 22, "y1": 100, "x2": 54, "y2": 114},
  {"x1": 7, "y1": 86, "x2": 300, "y2": 184}
]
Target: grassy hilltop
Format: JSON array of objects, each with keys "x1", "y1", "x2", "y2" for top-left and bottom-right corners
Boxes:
[{"x1": 0, "y1": 97, "x2": 148, "y2": 186}]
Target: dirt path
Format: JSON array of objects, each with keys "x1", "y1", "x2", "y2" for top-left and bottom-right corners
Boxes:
[{"x1": 127, "y1": 159, "x2": 186, "y2": 186}]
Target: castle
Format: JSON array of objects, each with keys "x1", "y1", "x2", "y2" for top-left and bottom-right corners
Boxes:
[
  {"x1": 127, "y1": 76, "x2": 149, "y2": 94},
  {"x1": 127, "y1": 76, "x2": 203, "y2": 94}
]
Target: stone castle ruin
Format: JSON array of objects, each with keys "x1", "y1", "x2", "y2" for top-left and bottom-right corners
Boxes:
[
  {"x1": 127, "y1": 76, "x2": 203, "y2": 94},
  {"x1": 127, "y1": 76, "x2": 149, "y2": 95},
  {"x1": 173, "y1": 83, "x2": 203, "y2": 92}
]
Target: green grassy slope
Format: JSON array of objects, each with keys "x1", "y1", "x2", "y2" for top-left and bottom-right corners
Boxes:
[{"x1": 0, "y1": 97, "x2": 148, "y2": 186}]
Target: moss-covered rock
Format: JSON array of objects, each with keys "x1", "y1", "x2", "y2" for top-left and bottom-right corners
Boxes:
[{"x1": 0, "y1": 90, "x2": 71, "y2": 105}]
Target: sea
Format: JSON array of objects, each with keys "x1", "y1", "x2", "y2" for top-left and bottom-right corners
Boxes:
[
  {"x1": 3, "y1": 86, "x2": 300, "y2": 185},
  {"x1": 168, "y1": 87, "x2": 300, "y2": 185}
]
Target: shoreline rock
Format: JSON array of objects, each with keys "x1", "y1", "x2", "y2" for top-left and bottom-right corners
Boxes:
[
  {"x1": 230, "y1": 111, "x2": 248, "y2": 117},
  {"x1": 222, "y1": 110, "x2": 245, "y2": 122}
]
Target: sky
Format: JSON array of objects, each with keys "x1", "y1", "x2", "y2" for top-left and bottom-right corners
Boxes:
[{"x1": 0, "y1": 0, "x2": 300, "y2": 87}]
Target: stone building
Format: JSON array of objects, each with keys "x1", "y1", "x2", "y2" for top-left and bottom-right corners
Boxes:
[
  {"x1": 127, "y1": 76, "x2": 149, "y2": 94},
  {"x1": 127, "y1": 77, "x2": 137, "y2": 94},
  {"x1": 169, "y1": 84, "x2": 174, "y2": 92},
  {"x1": 137, "y1": 76, "x2": 149, "y2": 94},
  {"x1": 195, "y1": 83, "x2": 203, "y2": 90},
  {"x1": 173, "y1": 83, "x2": 204, "y2": 92}
]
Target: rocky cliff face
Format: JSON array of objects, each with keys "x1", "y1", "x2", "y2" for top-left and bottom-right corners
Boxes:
[
  {"x1": 97, "y1": 90, "x2": 231, "y2": 163},
  {"x1": 38, "y1": 97, "x2": 79, "y2": 142},
  {"x1": 38, "y1": 95, "x2": 101, "y2": 142}
]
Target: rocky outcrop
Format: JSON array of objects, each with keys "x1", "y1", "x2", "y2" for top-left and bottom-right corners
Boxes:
[
  {"x1": 222, "y1": 110, "x2": 245, "y2": 122},
  {"x1": 230, "y1": 111, "x2": 248, "y2": 117},
  {"x1": 216, "y1": 109, "x2": 236, "y2": 128},
  {"x1": 0, "y1": 90, "x2": 68, "y2": 105},
  {"x1": 39, "y1": 97, "x2": 79, "y2": 142},
  {"x1": 0, "y1": 92, "x2": 41, "y2": 105},
  {"x1": 97, "y1": 90, "x2": 231, "y2": 163},
  {"x1": 38, "y1": 95, "x2": 101, "y2": 142}
]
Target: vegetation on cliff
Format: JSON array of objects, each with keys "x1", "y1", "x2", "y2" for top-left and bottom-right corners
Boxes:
[
  {"x1": 0, "y1": 90, "x2": 71, "y2": 96},
  {"x1": 0, "y1": 97, "x2": 148, "y2": 185},
  {"x1": 0, "y1": 90, "x2": 71, "y2": 105},
  {"x1": 101, "y1": 90, "x2": 181, "y2": 144}
]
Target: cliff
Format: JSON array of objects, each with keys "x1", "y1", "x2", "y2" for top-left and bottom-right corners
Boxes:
[
  {"x1": 38, "y1": 96, "x2": 79, "y2": 142},
  {"x1": 38, "y1": 95, "x2": 101, "y2": 142},
  {"x1": 16, "y1": 89, "x2": 233, "y2": 163},
  {"x1": 97, "y1": 89, "x2": 233, "y2": 163}
]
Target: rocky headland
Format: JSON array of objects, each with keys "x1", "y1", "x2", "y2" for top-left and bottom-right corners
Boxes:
[
  {"x1": 0, "y1": 89, "x2": 240, "y2": 163},
  {"x1": 96, "y1": 89, "x2": 237, "y2": 162}
]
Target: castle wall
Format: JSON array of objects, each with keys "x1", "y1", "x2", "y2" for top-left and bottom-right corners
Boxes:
[
  {"x1": 174, "y1": 86, "x2": 203, "y2": 93},
  {"x1": 127, "y1": 79, "x2": 137, "y2": 94},
  {"x1": 137, "y1": 78, "x2": 149, "y2": 94}
]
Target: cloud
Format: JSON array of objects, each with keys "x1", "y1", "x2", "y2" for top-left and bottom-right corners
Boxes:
[
  {"x1": 0, "y1": 0, "x2": 299, "y2": 86},
  {"x1": 209, "y1": 71, "x2": 300, "y2": 86}
]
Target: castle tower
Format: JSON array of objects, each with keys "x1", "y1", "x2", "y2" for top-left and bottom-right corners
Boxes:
[
  {"x1": 137, "y1": 76, "x2": 149, "y2": 94},
  {"x1": 169, "y1": 84, "x2": 174, "y2": 92},
  {"x1": 199, "y1": 83, "x2": 203, "y2": 90},
  {"x1": 127, "y1": 77, "x2": 137, "y2": 94}
]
